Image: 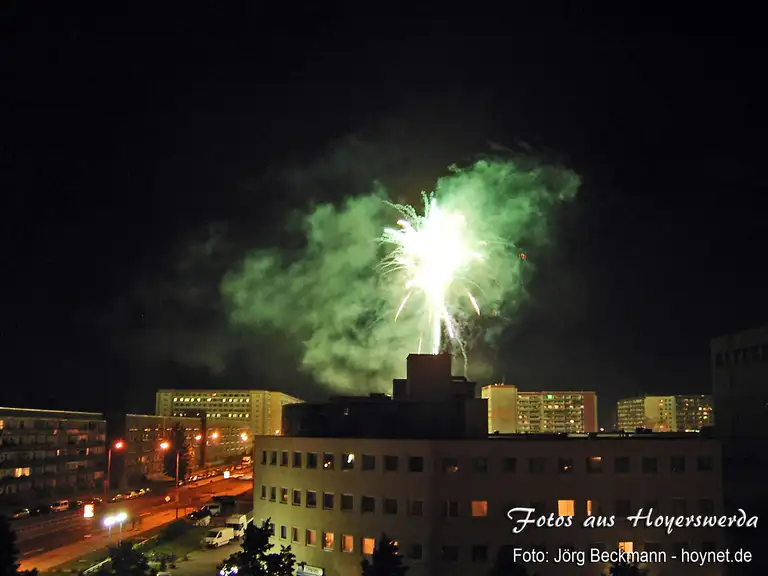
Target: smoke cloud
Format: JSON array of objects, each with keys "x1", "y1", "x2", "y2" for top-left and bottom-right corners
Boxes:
[{"x1": 222, "y1": 156, "x2": 579, "y2": 394}]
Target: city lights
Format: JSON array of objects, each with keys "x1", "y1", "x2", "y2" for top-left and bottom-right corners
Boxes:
[
  {"x1": 210, "y1": 432, "x2": 219, "y2": 440},
  {"x1": 113, "y1": 440, "x2": 124, "y2": 450},
  {"x1": 103, "y1": 511, "x2": 127, "y2": 527},
  {"x1": 194, "y1": 434, "x2": 202, "y2": 441},
  {"x1": 83, "y1": 503, "x2": 95, "y2": 518},
  {"x1": 240, "y1": 432, "x2": 248, "y2": 441},
  {"x1": 159, "y1": 441, "x2": 170, "y2": 450}
]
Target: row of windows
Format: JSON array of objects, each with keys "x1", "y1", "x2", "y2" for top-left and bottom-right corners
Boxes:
[
  {"x1": 260, "y1": 450, "x2": 714, "y2": 474},
  {"x1": 714, "y1": 344, "x2": 768, "y2": 367},
  {"x1": 264, "y1": 520, "x2": 720, "y2": 562},
  {"x1": 259, "y1": 488, "x2": 716, "y2": 518}
]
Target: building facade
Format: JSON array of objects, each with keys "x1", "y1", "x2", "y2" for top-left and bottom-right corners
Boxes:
[
  {"x1": 108, "y1": 413, "x2": 254, "y2": 488},
  {"x1": 253, "y1": 434, "x2": 724, "y2": 576},
  {"x1": 154, "y1": 389, "x2": 303, "y2": 436},
  {"x1": 617, "y1": 396, "x2": 714, "y2": 433},
  {"x1": 481, "y1": 384, "x2": 518, "y2": 433},
  {"x1": 0, "y1": 407, "x2": 106, "y2": 502}
]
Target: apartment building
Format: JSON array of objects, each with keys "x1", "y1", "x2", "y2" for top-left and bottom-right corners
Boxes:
[
  {"x1": 617, "y1": 396, "x2": 714, "y2": 432},
  {"x1": 253, "y1": 354, "x2": 722, "y2": 576},
  {"x1": 154, "y1": 389, "x2": 303, "y2": 435},
  {"x1": 108, "y1": 413, "x2": 253, "y2": 488},
  {"x1": 0, "y1": 407, "x2": 106, "y2": 502}
]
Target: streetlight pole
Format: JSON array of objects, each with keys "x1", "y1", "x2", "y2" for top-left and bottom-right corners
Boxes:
[
  {"x1": 105, "y1": 441, "x2": 124, "y2": 502},
  {"x1": 175, "y1": 450, "x2": 180, "y2": 520}
]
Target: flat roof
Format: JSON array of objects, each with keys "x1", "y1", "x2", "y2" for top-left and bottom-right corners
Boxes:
[{"x1": 0, "y1": 406, "x2": 104, "y2": 419}]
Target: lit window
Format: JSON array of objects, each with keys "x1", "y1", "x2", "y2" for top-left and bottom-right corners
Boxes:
[
  {"x1": 618, "y1": 541, "x2": 634, "y2": 553},
  {"x1": 305, "y1": 529, "x2": 317, "y2": 546},
  {"x1": 362, "y1": 537, "x2": 375, "y2": 555},
  {"x1": 586, "y1": 500, "x2": 594, "y2": 515},
  {"x1": 558, "y1": 500, "x2": 575, "y2": 517},
  {"x1": 322, "y1": 532, "x2": 334, "y2": 550},
  {"x1": 471, "y1": 501, "x2": 488, "y2": 517},
  {"x1": 341, "y1": 534, "x2": 353, "y2": 553}
]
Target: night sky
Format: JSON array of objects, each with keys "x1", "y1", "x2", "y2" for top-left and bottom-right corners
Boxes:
[{"x1": 3, "y1": 8, "x2": 767, "y2": 425}]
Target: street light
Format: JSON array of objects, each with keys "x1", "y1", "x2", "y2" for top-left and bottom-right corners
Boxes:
[
  {"x1": 160, "y1": 441, "x2": 181, "y2": 519},
  {"x1": 103, "y1": 511, "x2": 128, "y2": 543},
  {"x1": 105, "y1": 440, "x2": 125, "y2": 502}
]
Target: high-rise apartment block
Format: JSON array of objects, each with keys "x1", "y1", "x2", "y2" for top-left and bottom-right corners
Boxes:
[
  {"x1": 155, "y1": 389, "x2": 304, "y2": 436},
  {"x1": 481, "y1": 385, "x2": 598, "y2": 434},
  {"x1": 616, "y1": 395, "x2": 714, "y2": 432}
]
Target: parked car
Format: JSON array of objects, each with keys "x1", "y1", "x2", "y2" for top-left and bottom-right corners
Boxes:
[
  {"x1": 187, "y1": 510, "x2": 211, "y2": 527},
  {"x1": 50, "y1": 500, "x2": 70, "y2": 513},
  {"x1": 69, "y1": 500, "x2": 84, "y2": 510},
  {"x1": 10, "y1": 508, "x2": 30, "y2": 519},
  {"x1": 111, "y1": 493, "x2": 125, "y2": 502},
  {"x1": 30, "y1": 505, "x2": 51, "y2": 516}
]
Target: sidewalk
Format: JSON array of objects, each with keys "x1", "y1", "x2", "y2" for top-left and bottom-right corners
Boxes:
[{"x1": 20, "y1": 482, "x2": 252, "y2": 573}]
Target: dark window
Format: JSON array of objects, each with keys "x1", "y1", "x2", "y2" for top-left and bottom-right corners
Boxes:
[
  {"x1": 292, "y1": 489, "x2": 301, "y2": 506},
  {"x1": 471, "y1": 545, "x2": 488, "y2": 562},
  {"x1": 558, "y1": 458, "x2": 573, "y2": 473},
  {"x1": 444, "y1": 501, "x2": 459, "y2": 517},
  {"x1": 671, "y1": 498, "x2": 686, "y2": 515},
  {"x1": 670, "y1": 456, "x2": 686, "y2": 473},
  {"x1": 306, "y1": 491, "x2": 317, "y2": 508},
  {"x1": 292, "y1": 452, "x2": 302, "y2": 468},
  {"x1": 697, "y1": 456, "x2": 714, "y2": 471},
  {"x1": 280, "y1": 451, "x2": 288, "y2": 466},
  {"x1": 408, "y1": 456, "x2": 424, "y2": 472},
  {"x1": 361, "y1": 496, "x2": 375, "y2": 513},
  {"x1": 615, "y1": 499, "x2": 631, "y2": 517},
  {"x1": 529, "y1": 457, "x2": 546, "y2": 473},
  {"x1": 384, "y1": 455, "x2": 399, "y2": 471},
  {"x1": 586, "y1": 456, "x2": 602, "y2": 473},
  {"x1": 409, "y1": 500, "x2": 423, "y2": 516},
  {"x1": 441, "y1": 546, "x2": 459, "y2": 562},
  {"x1": 642, "y1": 457, "x2": 658, "y2": 474},
  {"x1": 269, "y1": 487, "x2": 276, "y2": 502},
  {"x1": 362, "y1": 454, "x2": 375, "y2": 471},
  {"x1": 322, "y1": 493, "x2": 334, "y2": 510},
  {"x1": 280, "y1": 488, "x2": 288, "y2": 504},
  {"x1": 614, "y1": 456, "x2": 630, "y2": 473},
  {"x1": 408, "y1": 544, "x2": 422, "y2": 560},
  {"x1": 323, "y1": 453, "x2": 334, "y2": 470},
  {"x1": 644, "y1": 542, "x2": 663, "y2": 553},
  {"x1": 441, "y1": 457, "x2": 460, "y2": 472},
  {"x1": 699, "y1": 499, "x2": 715, "y2": 514},
  {"x1": 307, "y1": 452, "x2": 318, "y2": 469},
  {"x1": 384, "y1": 498, "x2": 398, "y2": 514},
  {"x1": 269, "y1": 451, "x2": 277, "y2": 466},
  {"x1": 472, "y1": 457, "x2": 488, "y2": 472},
  {"x1": 340, "y1": 494, "x2": 353, "y2": 511},
  {"x1": 531, "y1": 501, "x2": 546, "y2": 514},
  {"x1": 260, "y1": 485, "x2": 266, "y2": 500},
  {"x1": 341, "y1": 453, "x2": 354, "y2": 470},
  {"x1": 261, "y1": 450, "x2": 267, "y2": 465},
  {"x1": 280, "y1": 525, "x2": 287, "y2": 539},
  {"x1": 502, "y1": 457, "x2": 517, "y2": 472}
]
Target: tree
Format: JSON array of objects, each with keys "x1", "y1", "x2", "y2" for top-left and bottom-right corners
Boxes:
[
  {"x1": 218, "y1": 519, "x2": 295, "y2": 576},
  {"x1": 162, "y1": 423, "x2": 189, "y2": 480},
  {"x1": 361, "y1": 534, "x2": 408, "y2": 576},
  {"x1": 93, "y1": 541, "x2": 152, "y2": 576},
  {"x1": 0, "y1": 515, "x2": 39, "y2": 576},
  {"x1": 490, "y1": 546, "x2": 531, "y2": 576}
]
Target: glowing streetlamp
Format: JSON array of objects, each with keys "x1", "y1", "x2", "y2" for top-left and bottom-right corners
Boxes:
[
  {"x1": 105, "y1": 440, "x2": 125, "y2": 502},
  {"x1": 194, "y1": 434, "x2": 202, "y2": 442},
  {"x1": 103, "y1": 511, "x2": 128, "y2": 542},
  {"x1": 210, "y1": 431, "x2": 219, "y2": 440},
  {"x1": 240, "y1": 432, "x2": 248, "y2": 442},
  {"x1": 160, "y1": 441, "x2": 180, "y2": 519}
]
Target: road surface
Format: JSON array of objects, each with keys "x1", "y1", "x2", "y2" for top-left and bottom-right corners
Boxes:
[{"x1": 18, "y1": 479, "x2": 253, "y2": 573}]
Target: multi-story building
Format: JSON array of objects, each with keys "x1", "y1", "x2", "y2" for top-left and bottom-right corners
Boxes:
[
  {"x1": 711, "y1": 325, "x2": 768, "y2": 576},
  {"x1": 154, "y1": 389, "x2": 303, "y2": 436},
  {"x1": 253, "y1": 355, "x2": 724, "y2": 576},
  {"x1": 107, "y1": 413, "x2": 254, "y2": 488},
  {"x1": 0, "y1": 407, "x2": 106, "y2": 502},
  {"x1": 482, "y1": 385, "x2": 598, "y2": 434},
  {"x1": 617, "y1": 396, "x2": 714, "y2": 432}
]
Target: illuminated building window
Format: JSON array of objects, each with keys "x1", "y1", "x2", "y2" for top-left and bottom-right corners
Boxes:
[
  {"x1": 323, "y1": 453, "x2": 334, "y2": 470},
  {"x1": 586, "y1": 457, "x2": 602, "y2": 473},
  {"x1": 341, "y1": 534, "x2": 353, "y2": 553},
  {"x1": 557, "y1": 500, "x2": 575, "y2": 517},
  {"x1": 441, "y1": 457, "x2": 460, "y2": 472},
  {"x1": 305, "y1": 529, "x2": 317, "y2": 547},
  {"x1": 471, "y1": 501, "x2": 488, "y2": 517},
  {"x1": 342, "y1": 453, "x2": 355, "y2": 470},
  {"x1": 322, "y1": 532, "x2": 334, "y2": 550},
  {"x1": 362, "y1": 537, "x2": 375, "y2": 555},
  {"x1": 280, "y1": 488, "x2": 288, "y2": 504},
  {"x1": 618, "y1": 541, "x2": 634, "y2": 554},
  {"x1": 558, "y1": 458, "x2": 573, "y2": 473}
]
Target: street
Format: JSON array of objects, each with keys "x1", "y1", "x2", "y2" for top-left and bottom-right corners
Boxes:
[{"x1": 18, "y1": 478, "x2": 253, "y2": 573}]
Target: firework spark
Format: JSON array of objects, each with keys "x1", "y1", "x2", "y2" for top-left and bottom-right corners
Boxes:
[{"x1": 381, "y1": 192, "x2": 485, "y2": 355}]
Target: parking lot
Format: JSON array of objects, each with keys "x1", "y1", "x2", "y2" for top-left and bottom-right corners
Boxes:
[{"x1": 166, "y1": 542, "x2": 238, "y2": 576}]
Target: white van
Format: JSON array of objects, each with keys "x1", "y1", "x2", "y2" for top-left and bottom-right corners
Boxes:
[
  {"x1": 205, "y1": 527, "x2": 235, "y2": 548},
  {"x1": 203, "y1": 502, "x2": 222, "y2": 516},
  {"x1": 50, "y1": 500, "x2": 69, "y2": 512},
  {"x1": 224, "y1": 514, "x2": 252, "y2": 538}
]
